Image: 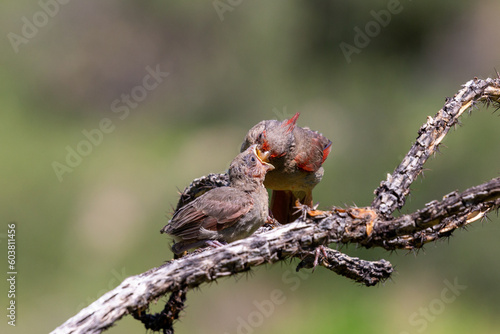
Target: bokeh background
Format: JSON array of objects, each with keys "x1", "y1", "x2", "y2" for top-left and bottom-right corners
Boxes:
[{"x1": 2, "y1": 1, "x2": 500, "y2": 333}]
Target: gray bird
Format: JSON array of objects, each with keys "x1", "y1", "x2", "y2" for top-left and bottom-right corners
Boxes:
[{"x1": 161, "y1": 144, "x2": 274, "y2": 255}]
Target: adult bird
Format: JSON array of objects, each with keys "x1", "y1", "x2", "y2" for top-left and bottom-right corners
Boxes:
[{"x1": 241, "y1": 113, "x2": 332, "y2": 224}]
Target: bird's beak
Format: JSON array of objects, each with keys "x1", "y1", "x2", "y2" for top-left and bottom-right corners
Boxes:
[{"x1": 255, "y1": 146, "x2": 275, "y2": 171}]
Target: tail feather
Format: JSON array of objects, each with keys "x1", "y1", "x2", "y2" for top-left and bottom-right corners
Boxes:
[{"x1": 270, "y1": 190, "x2": 313, "y2": 224}]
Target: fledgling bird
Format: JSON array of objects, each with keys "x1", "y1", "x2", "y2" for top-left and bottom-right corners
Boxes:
[
  {"x1": 241, "y1": 113, "x2": 332, "y2": 224},
  {"x1": 161, "y1": 145, "x2": 274, "y2": 255}
]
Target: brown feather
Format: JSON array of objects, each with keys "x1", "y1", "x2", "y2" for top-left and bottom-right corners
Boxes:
[{"x1": 164, "y1": 187, "x2": 253, "y2": 240}]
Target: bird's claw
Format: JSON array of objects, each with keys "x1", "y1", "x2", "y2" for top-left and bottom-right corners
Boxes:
[
  {"x1": 312, "y1": 245, "x2": 329, "y2": 269},
  {"x1": 264, "y1": 215, "x2": 282, "y2": 229},
  {"x1": 293, "y1": 200, "x2": 329, "y2": 220},
  {"x1": 296, "y1": 245, "x2": 329, "y2": 272},
  {"x1": 205, "y1": 240, "x2": 227, "y2": 249},
  {"x1": 293, "y1": 200, "x2": 310, "y2": 220}
]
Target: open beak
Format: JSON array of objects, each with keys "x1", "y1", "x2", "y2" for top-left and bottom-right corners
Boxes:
[{"x1": 254, "y1": 145, "x2": 275, "y2": 171}]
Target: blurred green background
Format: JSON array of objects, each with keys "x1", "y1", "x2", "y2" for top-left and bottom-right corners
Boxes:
[{"x1": 1, "y1": 1, "x2": 500, "y2": 333}]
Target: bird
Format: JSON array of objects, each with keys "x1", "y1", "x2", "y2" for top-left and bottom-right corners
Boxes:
[
  {"x1": 161, "y1": 144, "x2": 274, "y2": 255},
  {"x1": 241, "y1": 112, "x2": 332, "y2": 224}
]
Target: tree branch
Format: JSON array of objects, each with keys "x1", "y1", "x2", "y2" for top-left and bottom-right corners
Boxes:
[
  {"x1": 372, "y1": 77, "x2": 500, "y2": 216},
  {"x1": 51, "y1": 77, "x2": 500, "y2": 334}
]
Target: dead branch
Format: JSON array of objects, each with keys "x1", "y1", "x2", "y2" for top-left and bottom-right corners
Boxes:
[
  {"x1": 372, "y1": 78, "x2": 500, "y2": 216},
  {"x1": 51, "y1": 77, "x2": 500, "y2": 334}
]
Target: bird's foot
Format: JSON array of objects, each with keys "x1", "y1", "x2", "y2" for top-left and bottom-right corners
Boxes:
[
  {"x1": 205, "y1": 240, "x2": 227, "y2": 249},
  {"x1": 312, "y1": 245, "x2": 329, "y2": 270},
  {"x1": 293, "y1": 200, "x2": 310, "y2": 220},
  {"x1": 264, "y1": 215, "x2": 282, "y2": 229},
  {"x1": 296, "y1": 245, "x2": 329, "y2": 272},
  {"x1": 293, "y1": 200, "x2": 329, "y2": 220}
]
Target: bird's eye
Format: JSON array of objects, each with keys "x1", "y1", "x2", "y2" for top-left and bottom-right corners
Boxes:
[
  {"x1": 257, "y1": 130, "x2": 267, "y2": 142},
  {"x1": 250, "y1": 156, "x2": 256, "y2": 163}
]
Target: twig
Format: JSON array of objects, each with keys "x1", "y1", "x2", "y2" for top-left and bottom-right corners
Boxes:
[
  {"x1": 295, "y1": 248, "x2": 394, "y2": 286},
  {"x1": 372, "y1": 77, "x2": 500, "y2": 217},
  {"x1": 131, "y1": 286, "x2": 188, "y2": 333}
]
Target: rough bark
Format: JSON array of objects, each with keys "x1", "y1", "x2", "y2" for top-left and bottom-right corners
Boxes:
[{"x1": 51, "y1": 77, "x2": 500, "y2": 334}]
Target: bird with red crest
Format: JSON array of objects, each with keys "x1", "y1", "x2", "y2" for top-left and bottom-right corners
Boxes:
[{"x1": 241, "y1": 113, "x2": 332, "y2": 224}]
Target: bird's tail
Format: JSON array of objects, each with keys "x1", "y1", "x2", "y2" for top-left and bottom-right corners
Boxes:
[{"x1": 270, "y1": 190, "x2": 313, "y2": 224}]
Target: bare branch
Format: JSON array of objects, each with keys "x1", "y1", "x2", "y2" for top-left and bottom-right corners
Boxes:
[
  {"x1": 372, "y1": 78, "x2": 500, "y2": 217},
  {"x1": 51, "y1": 78, "x2": 500, "y2": 334},
  {"x1": 370, "y1": 177, "x2": 500, "y2": 249},
  {"x1": 51, "y1": 177, "x2": 500, "y2": 334},
  {"x1": 132, "y1": 285, "x2": 188, "y2": 333},
  {"x1": 295, "y1": 247, "x2": 394, "y2": 286}
]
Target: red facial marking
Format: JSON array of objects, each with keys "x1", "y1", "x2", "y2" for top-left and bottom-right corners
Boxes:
[
  {"x1": 270, "y1": 151, "x2": 286, "y2": 159},
  {"x1": 260, "y1": 130, "x2": 270, "y2": 152},
  {"x1": 322, "y1": 141, "x2": 332, "y2": 163}
]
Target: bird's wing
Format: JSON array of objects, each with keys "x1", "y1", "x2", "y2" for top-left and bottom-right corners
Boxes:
[
  {"x1": 293, "y1": 128, "x2": 332, "y2": 172},
  {"x1": 163, "y1": 187, "x2": 253, "y2": 240}
]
